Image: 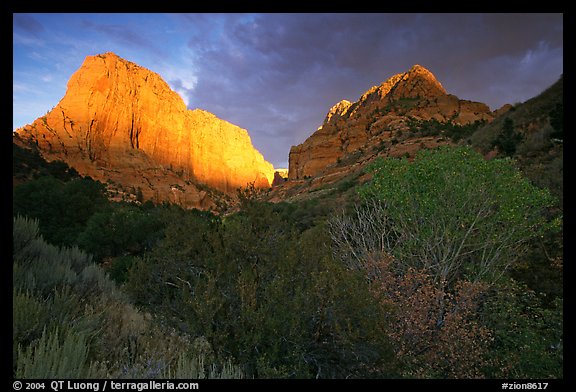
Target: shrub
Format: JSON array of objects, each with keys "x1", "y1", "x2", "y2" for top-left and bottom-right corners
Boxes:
[
  {"x1": 366, "y1": 256, "x2": 492, "y2": 378},
  {"x1": 13, "y1": 176, "x2": 108, "y2": 246},
  {"x1": 13, "y1": 290, "x2": 48, "y2": 371},
  {"x1": 108, "y1": 256, "x2": 137, "y2": 284},
  {"x1": 14, "y1": 212, "x2": 247, "y2": 379},
  {"x1": 516, "y1": 125, "x2": 553, "y2": 157},
  {"x1": 492, "y1": 118, "x2": 523, "y2": 156},
  {"x1": 12, "y1": 216, "x2": 40, "y2": 256},
  {"x1": 126, "y1": 204, "x2": 396, "y2": 378},
  {"x1": 13, "y1": 240, "x2": 78, "y2": 297},
  {"x1": 163, "y1": 352, "x2": 244, "y2": 379},
  {"x1": 354, "y1": 146, "x2": 556, "y2": 285},
  {"x1": 77, "y1": 203, "x2": 169, "y2": 262},
  {"x1": 76, "y1": 263, "x2": 120, "y2": 300},
  {"x1": 549, "y1": 102, "x2": 563, "y2": 140},
  {"x1": 13, "y1": 216, "x2": 99, "y2": 297},
  {"x1": 481, "y1": 279, "x2": 563, "y2": 378},
  {"x1": 16, "y1": 327, "x2": 108, "y2": 379}
]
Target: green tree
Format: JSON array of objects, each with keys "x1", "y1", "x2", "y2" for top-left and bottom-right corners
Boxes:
[
  {"x1": 481, "y1": 278, "x2": 563, "y2": 378},
  {"x1": 348, "y1": 145, "x2": 555, "y2": 286},
  {"x1": 13, "y1": 176, "x2": 108, "y2": 246},
  {"x1": 13, "y1": 144, "x2": 80, "y2": 182},
  {"x1": 549, "y1": 102, "x2": 563, "y2": 140},
  {"x1": 127, "y1": 202, "x2": 396, "y2": 378},
  {"x1": 493, "y1": 118, "x2": 523, "y2": 156},
  {"x1": 77, "y1": 203, "x2": 166, "y2": 262},
  {"x1": 329, "y1": 146, "x2": 560, "y2": 378}
]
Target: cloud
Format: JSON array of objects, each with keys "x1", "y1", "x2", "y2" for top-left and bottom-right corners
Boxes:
[
  {"x1": 165, "y1": 76, "x2": 198, "y2": 107},
  {"x1": 13, "y1": 32, "x2": 44, "y2": 47},
  {"x1": 79, "y1": 19, "x2": 163, "y2": 54},
  {"x1": 13, "y1": 13, "x2": 563, "y2": 168},
  {"x1": 13, "y1": 14, "x2": 45, "y2": 36},
  {"x1": 170, "y1": 13, "x2": 562, "y2": 166}
]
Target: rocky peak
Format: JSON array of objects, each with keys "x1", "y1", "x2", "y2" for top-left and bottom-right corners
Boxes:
[
  {"x1": 392, "y1": 64, "x2": 447, "y2": 98},
  {"x1": 15, "y1": 52, "x2": 275, "y2": 210},
  {"x1": 354, "y1": 65, "x2": 445, "y2": 111},
  {"x1": 289, "y1": 64, "x2": 494, "y2": 180},
  {"x1": 407, "y1": 64, "x2": 445, "y2": 88},
  {"x1": 323, "y1": 99, "x2": 352, "y2": 126}
]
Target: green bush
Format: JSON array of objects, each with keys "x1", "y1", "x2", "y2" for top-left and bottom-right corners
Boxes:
[
  {"x1": 126, "y1": 202, "x2": 396, "y2": 378},
  {"x1": 12, "y1": 215, "x2": 40, "y2": 255},
  {"x1": 13, "y1": 290, "x2": 48, "y2": 371},
  {"x1": 482, "y1": 278, "x2": 563, "y2": 378},
  {"x1": 357, "y1": 145, "x2": 556, "y2": 285},
  {"x1": 492, "y1": 118, "x2": 523, "y2": 156},
  {"x1": 548, "y1": 101, "x2": 563, "y2": 140},
  {"x1": 108, "y1": 256, "x2": 137, "y2": 284},
  {"x1": 76, "y1": 263, "x2": 120, "y2": 300},
  {"x1": 13, "y1": 290, "x2": 46, "y2": 341},
  {"x1": 16, "y1": 327, "x2": 108, "y2": 379},
  {"x1": 13, "y1": 214, "x2": 244, "y2": 379},
  {"x1": 13, "y1": 144, "x2": 80, "y2": 182},
  {"x1": 13, "y1": 216, "x2": 97, "y2": 297},
  {"x1": 163, "y1": 352, "x2": 244, "y2": 379},
  {"x1": 13, "y1": 240, "x2": 79, "y2": 297},
  {"x1": 77, "y1": 203, "x2": 167, "y2": 262},
  {"x1": 13, "y1": 176, "x2": 108, "y2": 246}
]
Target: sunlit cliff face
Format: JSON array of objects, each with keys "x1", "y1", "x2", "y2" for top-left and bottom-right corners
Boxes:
[{"x1": 15, "y1": 52, "x2": 275, "y2": 206}]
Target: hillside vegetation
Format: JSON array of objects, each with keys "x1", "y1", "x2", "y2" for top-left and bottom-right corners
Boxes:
[
  {"x1": 13, "y1": 143, "x2": 562, "y2": 379},
  {"x1": 470, "y1": 75, "x2": 563, "y2": 208}
]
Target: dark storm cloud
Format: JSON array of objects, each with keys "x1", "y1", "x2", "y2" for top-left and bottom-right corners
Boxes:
[
  {"x1": 183, "y1": 14, "x2": 408, "y2": 164},
  {"x1": 175, "y1": 13, "x2": 561, "y2": 167},
  {"x1": 16, "y1": 13, "x2": 555, "y2": 168},
  {"x1": 421, "y1": 14, "x2": 563, "y2": 107},
  {"x1": 12, "y1": 13, "x2": 563, "y2": 168}
]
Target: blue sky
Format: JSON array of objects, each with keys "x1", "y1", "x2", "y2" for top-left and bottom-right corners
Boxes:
[{"x1": 13, "y1": 13, "x2": 563, "y2": 168}]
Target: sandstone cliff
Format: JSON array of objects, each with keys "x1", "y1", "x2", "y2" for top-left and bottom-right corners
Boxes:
[
  {"x1": 289, "y1": 65, "x2": 495, "y2": 180},
  {"x1": 15, "y1": 52, "x2": 275, "y2": 209}
]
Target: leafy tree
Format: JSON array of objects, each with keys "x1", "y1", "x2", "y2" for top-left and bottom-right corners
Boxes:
[
  {"x1": 77, "y1": 203, "x2": 166, "y2": 262},
  {"x1": 329, "y1": 146, "x2": 560, "y2": 378},
  {"x1": 493, "y1": 118, "x2": 523, "y2": 156},
  {"x1": 549, "y1": 102, "x2": 563, "y2": 140},
  {"x1": 481, "y1": 278, "x2": 563, "y2": 378},
  {"x1": 347, "y1": 145, "x2": 556, "y2": 286},
  {"x1": 127, "y1": 202, "x2": 396, "y2": 378},
  {"x1": 13, "y1": 176, "x2": 108, "y2": 246}
]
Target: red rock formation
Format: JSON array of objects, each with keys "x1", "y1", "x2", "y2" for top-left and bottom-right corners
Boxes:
[
  {"x1": 289, "y1": 65, "x2": 494, "y2": 180},
  {"x1": 271, "y1": 168, "x2": 289, "y2": 186},
  {"x1": 15, "y1": 52, "x2": 275, "y2": 208}
]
